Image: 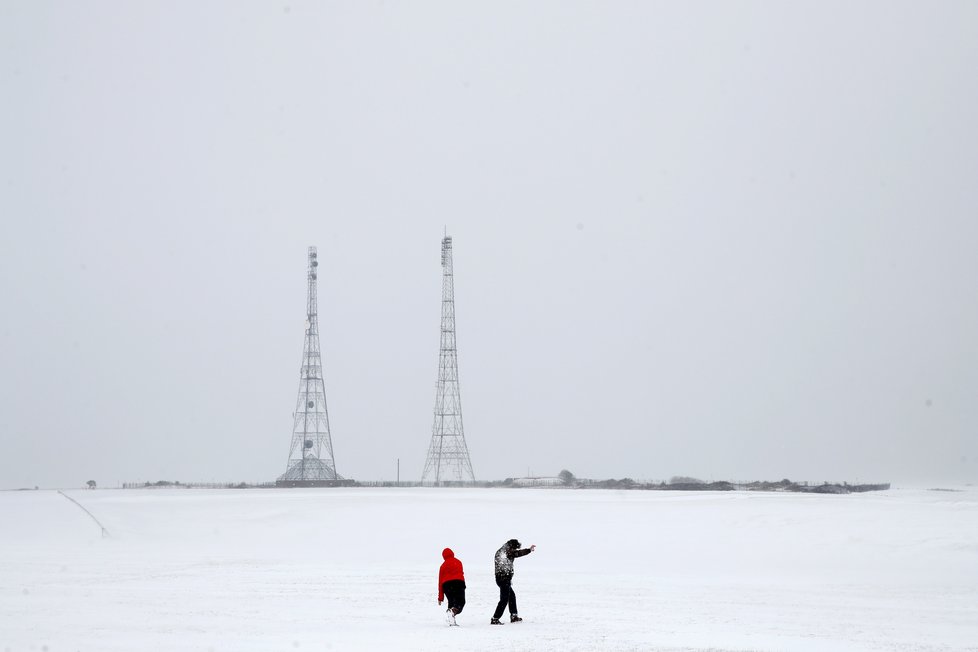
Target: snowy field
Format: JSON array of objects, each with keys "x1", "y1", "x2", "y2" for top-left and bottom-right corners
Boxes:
[{"x1": 1, "y1": 486, "x2": 976, "y2": 652}]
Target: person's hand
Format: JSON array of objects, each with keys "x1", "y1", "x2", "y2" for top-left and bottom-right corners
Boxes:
[
  {"x1": 438, "y1": 600, "x2": 443, "y2": 606},
  {"x1": 530, "y1": 544, "x2": 536, "y2": 552}
]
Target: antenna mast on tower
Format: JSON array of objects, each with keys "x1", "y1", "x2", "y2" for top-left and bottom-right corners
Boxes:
[
  {"x1": 277, "y1": 246, "x2": 342, "y2": 486},
  {"x1": 422, "y1": 233, "x2": 475, "y2": 484}
]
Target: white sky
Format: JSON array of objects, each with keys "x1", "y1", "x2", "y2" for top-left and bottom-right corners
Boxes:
[{"x1": 1, "y1": 1, "x2": 976, "y2": 488}]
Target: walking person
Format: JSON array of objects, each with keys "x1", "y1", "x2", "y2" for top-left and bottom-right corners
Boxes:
[
  {"x1": 437, "y1": 547, "x2": 466, "y2": 626},
  {"x1": 490, "y1": 539, "x2": 536, "y2": 624}
]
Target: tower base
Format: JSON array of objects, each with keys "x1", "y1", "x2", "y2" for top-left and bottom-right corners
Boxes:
[{"x1": 274, "y1": 479, "x2": 356, "y2": 488}]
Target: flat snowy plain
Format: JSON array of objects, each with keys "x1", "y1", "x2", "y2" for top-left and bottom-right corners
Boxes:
[{"x1": 1, "y1": 486, "x2": 976, "y2": 651}]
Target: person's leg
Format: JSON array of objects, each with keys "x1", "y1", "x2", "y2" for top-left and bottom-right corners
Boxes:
[
  {"x1": 492, "y1": 577, "x2": 510, "y2": 620},
  {"x1": 508, "y1": 584, "x2": 518, "y2": 616},
  {"x1": 453, "y1": 584, "x2": 465, "y2": 615},
  {"x1": 455, "y1": 584, "x2": 466, "y2": 614},
  {"x1": 443, "y1": 582, "x2": 455, "y2": 612}
]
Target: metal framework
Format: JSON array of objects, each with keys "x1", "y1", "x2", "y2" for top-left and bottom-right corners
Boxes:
[
  {"x1": 277, "y1": 246, "x2": 342, "y2": 486},
  {"x1": 422, "y1": 234, "x2": 475, "y2": 484}
]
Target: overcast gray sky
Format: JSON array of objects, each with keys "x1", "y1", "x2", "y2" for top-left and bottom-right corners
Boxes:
[{"x1": 2, "y1": 1, "x2": 976, "y2": 489}]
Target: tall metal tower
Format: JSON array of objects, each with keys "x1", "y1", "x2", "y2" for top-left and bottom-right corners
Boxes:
[
  {"x1": 422, "y1": 234, "x2": 475, "y2": 484},
  {"x1": 277, "y1": 246, "x2": 342, "y2": 486}
]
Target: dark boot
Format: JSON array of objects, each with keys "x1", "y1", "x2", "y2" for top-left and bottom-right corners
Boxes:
[
  {"x1": 510, "y1": 614, "x2": 522, "y2": 623},
  {"x1": 490, "y1": 618, "x2": 504, "y2": 625}
]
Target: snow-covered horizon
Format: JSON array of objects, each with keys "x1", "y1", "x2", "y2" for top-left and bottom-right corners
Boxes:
[
  {"x1": 0, "y1": 477, "x2": 963, "y2": 493},
  {"x1": 2, "y1": 486, "x2": 976, "y2": 651}
]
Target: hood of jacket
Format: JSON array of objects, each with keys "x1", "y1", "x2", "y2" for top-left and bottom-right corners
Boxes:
[{"x1": 442, "y1": 547, "x2": 455, "y2": 560}]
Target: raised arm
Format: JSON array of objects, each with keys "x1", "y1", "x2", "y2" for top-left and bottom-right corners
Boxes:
[{"x1": 510, "y1": 544, "x2": 536, "y2": 559}]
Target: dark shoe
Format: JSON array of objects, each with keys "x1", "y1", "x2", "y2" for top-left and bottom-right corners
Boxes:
[
  {"x1": 490, "y1": 618, "x2": 503, "y2": 625},
  {"x1": 510, "y1": 614, "x2": 522, "y2": 623}
]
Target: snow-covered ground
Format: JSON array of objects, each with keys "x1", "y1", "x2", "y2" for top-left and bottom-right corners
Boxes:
[{"x1": 1, "y1": 486, "x2": 976, "y2": 651}]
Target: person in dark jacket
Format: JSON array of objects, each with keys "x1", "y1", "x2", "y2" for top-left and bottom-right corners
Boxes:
[
  {"x1": 437, "y1": 547, "x2": 466, "y2": 625},
  {"x1": 490, "y1": 538, "x2": 536, "y2": 624}
]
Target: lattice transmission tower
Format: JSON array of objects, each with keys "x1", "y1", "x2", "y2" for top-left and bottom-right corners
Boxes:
[
  {"x1": 422, "y1": 234, "x2": 475, "y2": 484},
  {"x1": 277, "y1": 246, "x2": 342, "y2": 486}
]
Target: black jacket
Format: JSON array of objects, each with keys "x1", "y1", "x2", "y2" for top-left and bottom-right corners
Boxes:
[{"x1": 494, "y1": 542, "x2": 532, "y2": 580}]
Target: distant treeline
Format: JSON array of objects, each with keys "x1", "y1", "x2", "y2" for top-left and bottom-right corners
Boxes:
[
  {"x1": 646, "y1": 479, "x2": 891, "y2": 494},
  {"x1": 119, "y1": 476, "x2": 890, "y2": 494},
  {"x1": 121, "y1": 481, "x2": 276, "y2": 489}
]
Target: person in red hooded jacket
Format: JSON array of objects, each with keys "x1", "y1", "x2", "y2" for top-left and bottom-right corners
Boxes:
[{"x1": 437, "y1": 547, "x2": 466, "y2": 625}]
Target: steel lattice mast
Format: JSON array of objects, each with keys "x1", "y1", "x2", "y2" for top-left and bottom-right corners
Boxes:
[
  {"x1": 422, "y1": 234, "x2": 475, "y2": 484},
  {"x1": 277, "y1": 246, "x2": 341, "y2": 485}
]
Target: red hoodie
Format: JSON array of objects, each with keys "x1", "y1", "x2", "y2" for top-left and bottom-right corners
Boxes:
[{"x1": 438, "y1": 548, "x2": 465, "y2": 601}]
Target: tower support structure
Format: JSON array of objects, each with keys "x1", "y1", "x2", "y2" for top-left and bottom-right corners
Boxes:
[
  {"x1": 422, "y1": 234, "x2": 475, "y2": 484},
  {"x1": 277, "y1": 246, "x2": 343, "y2": 487}
]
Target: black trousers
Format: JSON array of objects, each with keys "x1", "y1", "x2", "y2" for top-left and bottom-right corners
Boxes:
[
  {"x1": 492, "y1": 576, "x2": 517, "y2": 619},
  {"x1": 443, "y1": 579, "x2": 466, "y2": 614}
]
